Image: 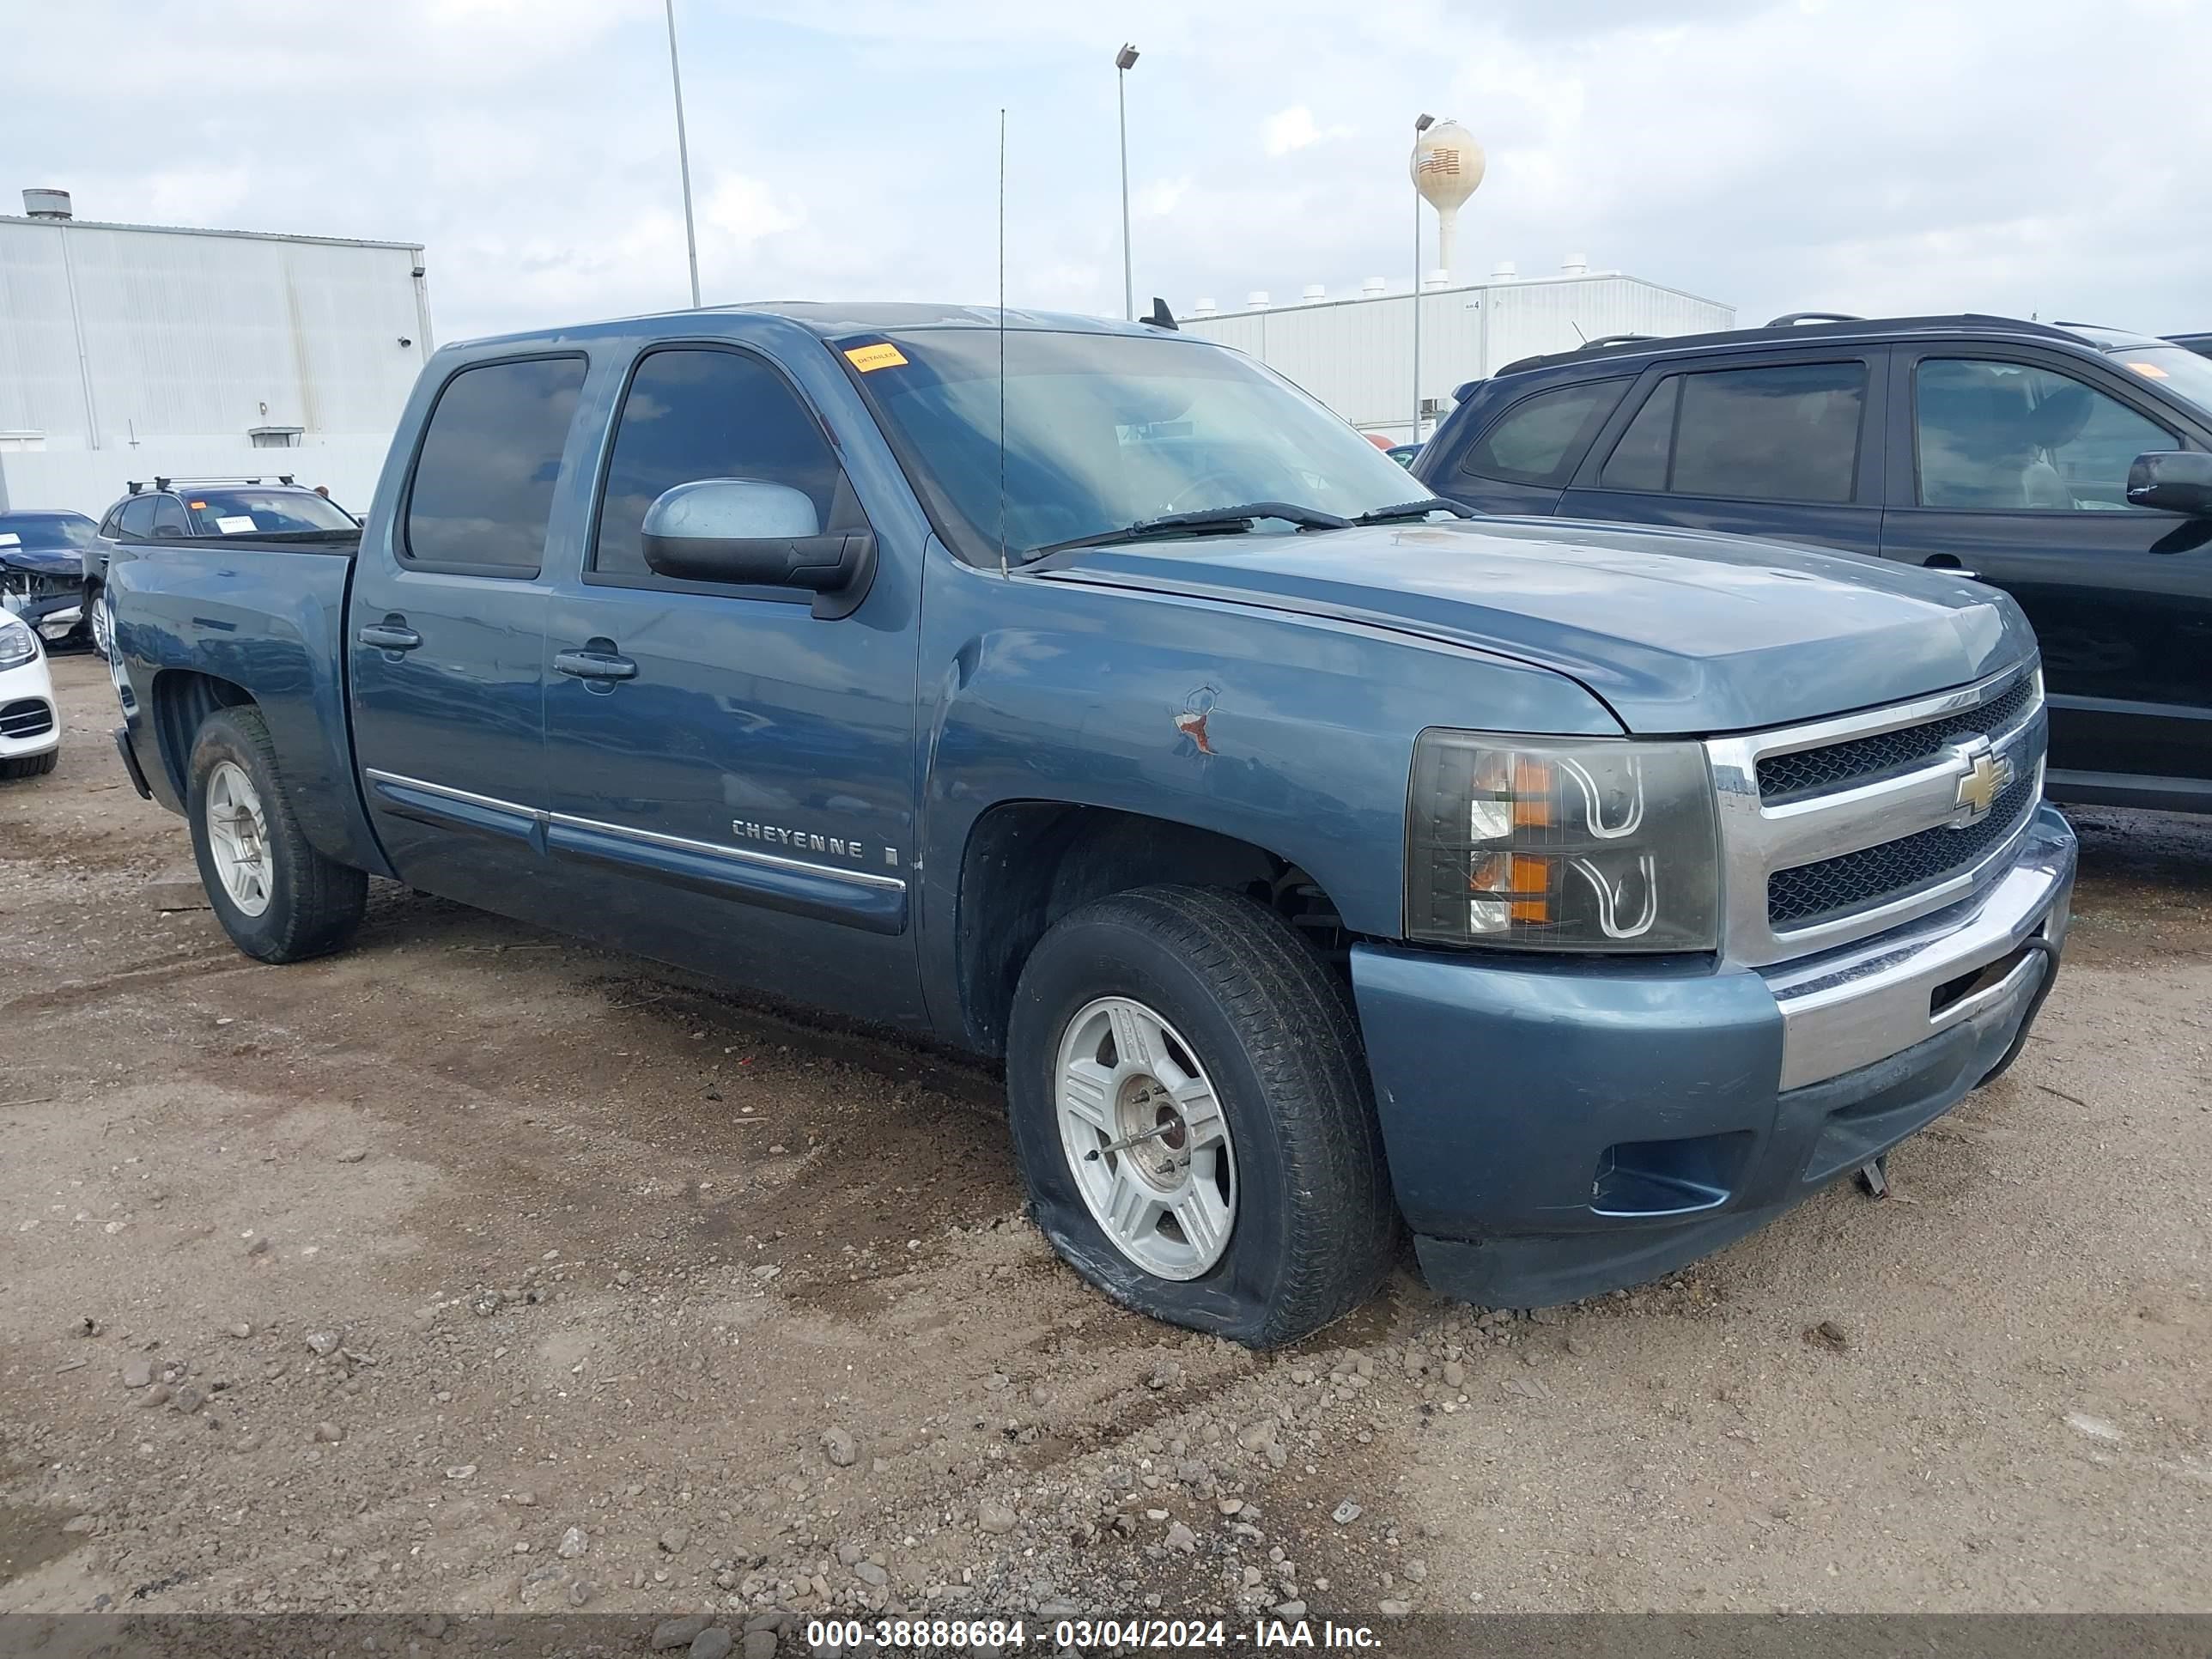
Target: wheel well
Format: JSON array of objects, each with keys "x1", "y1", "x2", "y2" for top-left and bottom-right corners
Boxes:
[
  {"x1": 149, "y1": 670, "x2": 256, "y2": 799},
  {"x1": 955, "y1": 803, "x2": 1350, "y2": 1057}
]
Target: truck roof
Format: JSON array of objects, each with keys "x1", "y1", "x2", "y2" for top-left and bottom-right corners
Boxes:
[{"x1": 456, "y1": 301, "x2": 1179, "y2": 353}]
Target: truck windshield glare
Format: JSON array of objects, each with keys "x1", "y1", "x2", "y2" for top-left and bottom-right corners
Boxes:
[{"x1": 841, "y1": 329, "x2": 1426, "y2": 562}]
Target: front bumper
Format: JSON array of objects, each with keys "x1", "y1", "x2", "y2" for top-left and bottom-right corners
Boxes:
[
  {"x1": 0, "y1": 652, "x2": 62, "y2": 760},
  {"x1": 3, "y1": 590, "x2": 88, "y2": 646},
  {"x1": 1352, "y1": 805, "x2": 2075, "y2": 1308}
]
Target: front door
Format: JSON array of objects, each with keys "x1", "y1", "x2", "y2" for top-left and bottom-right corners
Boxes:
[
  {"x1": 349, "y1": 352, "x2": 591, "y2": 917},
  {"x1": 538, "y1": 339, "x2": 927, "y2": 1026},
  {"x1": 1879, "y1": 349, "x2": 2212, "y2": 802}
]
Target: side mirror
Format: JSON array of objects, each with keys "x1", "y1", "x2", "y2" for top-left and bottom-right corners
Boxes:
[
  {"x1": 152, "y1": 524, "x2": 185, "y2": 540},
  {"x1": 641, "y1": 479, "x2": 876, "y2": 619},
  {"x1": 2126, "y1": 451, "x2": 2212, "y2": 518}
]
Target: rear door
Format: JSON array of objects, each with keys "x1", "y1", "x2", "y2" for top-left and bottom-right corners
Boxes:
[
  {"x1": 537, "y1": 334, "x2": 927, "y2": 1026},
  {"x1": 1428, "y1": 377, "x2": 1632, "y2": 515},
  {"x1": 1557, "y1": 349, "x2": 1888, "y2": 556},
  {"x1": 1878, "y1": 345, "x2": 2212, "y2": 802},
  {"x1": 348, "y1": 352, "x2": 592, "y2": 918}
]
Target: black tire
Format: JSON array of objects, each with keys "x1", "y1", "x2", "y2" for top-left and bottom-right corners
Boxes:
[
  {"x1": 88, "y1": 585, "x2": 112, "y2": 662},
  {"x1": 0, "y1": 750, "x2": 59, "y2": 781},
  {"x1": 1006, "y1": 885, "x2": 1399, "y2": 1347},
  {"x1": 186, "y1": 706, "x2": 367, "y2": 963}
]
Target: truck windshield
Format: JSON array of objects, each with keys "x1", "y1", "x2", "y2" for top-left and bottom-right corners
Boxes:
[
  {"x1": 2107, "y1": 345, "x2": 2212, "y2": 422},
  {"x1": 843, "y1": 328, "x2": 1425, "y2": 561},
  {"x1": 182, "y1": 489, "x2": 356, "y2": 536}
]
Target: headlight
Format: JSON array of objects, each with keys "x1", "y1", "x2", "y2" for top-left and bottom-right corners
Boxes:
[
  {"x1": 0, "y1": 612, "x2": 38, "y2": 671},
  {"x1": 1406, "y1": 730, "x2": 1720, "y2": 951}
]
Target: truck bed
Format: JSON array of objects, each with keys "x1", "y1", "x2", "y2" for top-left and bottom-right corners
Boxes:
[{"x1": 107, "y1": 532, "x2": 388, "y2": 877}]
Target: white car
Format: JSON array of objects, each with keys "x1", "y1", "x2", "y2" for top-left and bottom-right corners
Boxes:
[{"x1": 0, "y1": 611, "x2": 61, "y2": 780}]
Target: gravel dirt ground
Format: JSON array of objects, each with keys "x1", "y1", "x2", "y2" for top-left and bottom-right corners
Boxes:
[{"x1": 1, "y1": 654, "x2": 2207, "y2": 1642}]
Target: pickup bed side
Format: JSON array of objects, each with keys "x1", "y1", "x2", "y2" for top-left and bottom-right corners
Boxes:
[{"x1": 107, "y1": 538, "x2": 392, "y2": 878}]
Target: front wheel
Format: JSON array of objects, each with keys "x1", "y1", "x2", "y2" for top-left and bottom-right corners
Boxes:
[
  {"x1": 186, "y1": 706, "x2": 367, "y2": 963},
  {"x1": 88, "y1": 586, "x2": 112, "y2": 661},
  {"x1": 1006, "y1": 885, "x2": 1398, "y2": 1347}
]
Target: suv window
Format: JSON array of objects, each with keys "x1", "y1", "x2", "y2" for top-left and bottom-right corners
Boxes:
[
  {"x1": 1459, "y1": 380, "x2": 1626, "y2": 486},
  {"x1": 151, "y1": 496, "x2": 190, "y2": 538},
  {"x1": 404, "y1": 356, "x2": 587, "y2": 573},
  {"x1": 592, "y1": 347, "x2": 845, "y2": 580},
  {"x1": 1915, "y1": 358, "x2": 2173, "y2": 511},
  {"x1": 1600, "y1": 362, "x2": 1866, "y2": 502},
  {"x1": 116, "y1": 495, "x2": 157, "y2": 538}
]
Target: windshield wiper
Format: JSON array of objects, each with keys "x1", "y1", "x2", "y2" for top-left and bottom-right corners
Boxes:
[
  {"x1": 1350, "y1": 497, "x2": 1477, "y2": 525},
  {"x1": 1024, "y1": 501, "x2": 1350, "y2": 562}
]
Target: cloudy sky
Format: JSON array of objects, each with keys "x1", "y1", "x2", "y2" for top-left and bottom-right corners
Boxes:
[{"x1": 12, "y1": 0, "x2": 2209, "y2": 344}]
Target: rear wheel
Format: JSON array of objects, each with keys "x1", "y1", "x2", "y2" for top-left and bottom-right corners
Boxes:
[
  {"x1": 187, "y1": 707, "x2": 367, "y2": 963},
  {"x1": 1006, "y1": 885, "x2": 1398, "y2": 1347}
]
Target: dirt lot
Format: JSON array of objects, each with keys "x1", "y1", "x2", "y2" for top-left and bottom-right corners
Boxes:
[{"x1": 2, "y1": 653, "x2": 2208, "y2": 1637}]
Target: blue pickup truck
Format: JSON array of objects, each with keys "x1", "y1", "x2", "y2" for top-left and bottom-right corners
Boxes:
[{"x1": 105, "y1": 302, "x2": 2075, "y2": 1345}]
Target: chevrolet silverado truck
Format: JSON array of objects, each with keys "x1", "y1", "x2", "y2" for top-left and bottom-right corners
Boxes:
[{"x1": 105, "y1": 303, "x2": 2075, "y2": 1346}]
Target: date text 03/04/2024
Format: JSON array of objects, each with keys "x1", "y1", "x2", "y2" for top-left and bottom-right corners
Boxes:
[{"x1": 801, "y1": 1617, "x2": 1387, "y2": 1650}]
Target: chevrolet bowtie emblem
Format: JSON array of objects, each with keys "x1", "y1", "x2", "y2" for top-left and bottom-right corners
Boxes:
[{"x1": 1948, "y1": 737, "x2": 2012, "y2": 825}]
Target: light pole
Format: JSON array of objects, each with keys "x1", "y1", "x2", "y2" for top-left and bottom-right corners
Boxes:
[
  {"x1": 665, "y1": 0, "x2": 702, "y2": 308},
  {"x1": 1412, "y1": 112, "x2": 1433, "y2": 443},
  {"x1": 1116, "y1": 44, "x2": 1139, "y2": 322}
]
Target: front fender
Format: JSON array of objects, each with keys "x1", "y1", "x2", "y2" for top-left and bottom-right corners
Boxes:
[{"x1": 913, "y1": 545, "x2": 1622, "y2": 1042}]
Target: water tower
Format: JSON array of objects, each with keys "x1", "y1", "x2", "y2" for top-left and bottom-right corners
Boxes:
[{"x1": 1409, "y1": 119, "x2": 1485, "y2": 283}]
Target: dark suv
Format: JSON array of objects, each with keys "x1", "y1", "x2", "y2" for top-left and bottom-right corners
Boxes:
[
  {"x1": 1415, "y1": 314, "x2": 2212, "y2": 813},
  {"x1": 86, "y1": 477, "x2": 356, "y2": 657}
]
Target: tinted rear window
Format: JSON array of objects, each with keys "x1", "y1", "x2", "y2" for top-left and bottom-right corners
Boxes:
[
  {"x1": 404, "y1": 356, "x2": 586, "y2": 572},
  {"x1": 1459, "y1": 380, "x2": 1626, "y2": 485},
  {"x1": 1601, "y1": 362, "x2": 1866, "y2": 503}
]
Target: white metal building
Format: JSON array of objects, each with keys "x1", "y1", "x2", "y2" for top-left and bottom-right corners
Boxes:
[
  {"x1": 0, "y1": 189, "x2": 433, "y2": 517},
  {"x1": 1183, "y1": 258, "x2": 1734, "y2": 442}
]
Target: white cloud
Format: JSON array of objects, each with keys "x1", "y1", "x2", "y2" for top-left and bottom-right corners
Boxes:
[{"x1": 1261, "y1": 106, "x2": 1351, "y2": 157}]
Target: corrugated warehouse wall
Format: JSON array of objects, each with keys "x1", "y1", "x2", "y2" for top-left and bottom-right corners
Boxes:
[
  {"x1": 0, "y1": 215, "x2": 430, "y2": 453},
  {"x1": 1185, "y1": 272, "x2": 1733, "y2": 441}
]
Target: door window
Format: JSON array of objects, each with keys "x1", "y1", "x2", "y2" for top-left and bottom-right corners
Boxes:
[
  {"x1": 1598, "y1": 362, "x2": 1866, "y2": 502},
  {"x1": 1458, "y1": 380, "x2": 1626, "y2": 485},
  {"x1": 404, "y1": 356, "x2": 587, "y2": 574},
  {"x1": 150, "y1": 496, "x2": 190, "y2": 538},
  {"x1": 1914, "y1": 358, "x2": 2173, "y2": 510},
  {"x1": 115, "y1": 495, "x2": 157, "y2": 538},
  {"x1": 592, "y1": 346, "x2": 848, "y2": 580}
]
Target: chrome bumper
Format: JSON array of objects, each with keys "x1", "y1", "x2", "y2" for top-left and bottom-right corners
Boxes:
[{"x1": 1762, "y1": 806, "x2": 2074, "y2": 1091}]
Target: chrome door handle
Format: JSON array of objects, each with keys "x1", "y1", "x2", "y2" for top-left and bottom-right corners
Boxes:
[
  {"x1": 554, "y1": 649, "x2": 638, "y2": 682},
  {"x1": 356, "y1": 622, "x2": 422, "y2": 651}
]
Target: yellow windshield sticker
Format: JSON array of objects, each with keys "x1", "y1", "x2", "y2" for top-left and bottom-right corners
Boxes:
[
  {"x1": 187, "y1": 500, "x2": 208, "y2": 508},
  {"x1": 2124, "y1": 360, "x2": 2170, "y2": 380},
  {"x1": 844, "y1": 343, "x2": 908, "y2": 372}
]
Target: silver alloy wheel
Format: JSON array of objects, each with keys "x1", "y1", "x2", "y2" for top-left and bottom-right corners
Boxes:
[
  {"x1": 1054, "y1": 995, "x2": 1237, "y2": 1281},
  {"x1": 91, "y1": 589, "x2": 113, "y2": 659},
  {"x1": 205, "y1": 760, "x2": 274, "y2": 918}
]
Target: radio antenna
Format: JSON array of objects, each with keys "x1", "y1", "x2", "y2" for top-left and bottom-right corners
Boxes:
[{"x1": 997, "y1": 106, "x2": 1010, "y2": 578}]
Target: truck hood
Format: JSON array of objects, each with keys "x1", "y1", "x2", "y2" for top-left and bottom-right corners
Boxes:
[{"x1": 1039, "y1": 516, "x2": 2035, "y2": 734}]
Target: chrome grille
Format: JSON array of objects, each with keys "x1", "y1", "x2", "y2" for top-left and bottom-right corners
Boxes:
[
  {"x1": 1768, "y1": 763, "x2": 2037, "y2": 926},
  {"x1": 1756, "y1": 676, "x2": 2037, "y2": 802},
  {"x1": 1705, "y1": 665, "x2": 2045, "y2": 968}
]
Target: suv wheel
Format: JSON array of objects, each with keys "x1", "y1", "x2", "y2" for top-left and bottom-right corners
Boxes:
[
  {"x1": 1006, "y1": 885, "x2": 1398, "y2": 1346},
  {"x1": 89, "y1": 586, "x2": 113, "y2": 661}
]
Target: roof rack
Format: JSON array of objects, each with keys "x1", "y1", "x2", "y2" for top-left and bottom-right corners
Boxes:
[
  {"x1": 131, "y1": 476, "x2": 299, "y2": 493},
  {"x1": 1579, "y1": 332, "x2": 1656, "y2": 350},
  {"x1": 1767, "y1": 311, "x2": 1863, "y2": 326}
]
